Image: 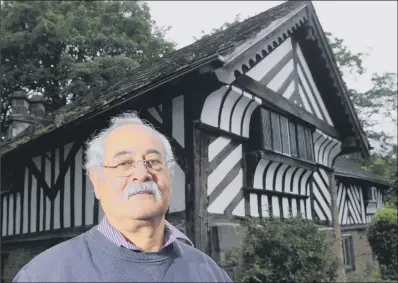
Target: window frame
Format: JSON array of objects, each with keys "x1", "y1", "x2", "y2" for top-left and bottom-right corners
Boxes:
[
  {"x1": 342, "y1": 234, "x2": 356, "y2": 272},
  {"x1": 366, "y1": 186, "x2": 377, "y2": 202},
  {"x1": 252, "y1": 107, "x2": 315, "y2": 163}
]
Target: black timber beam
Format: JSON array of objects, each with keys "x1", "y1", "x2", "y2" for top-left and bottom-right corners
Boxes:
[
  {"x1": 1, "y1": 225, "x2": 95, "y2": 244},
  {"x1": 235, "y1": 74, "x2": 340, "y2": 139},
  {"x1": 245, "y1": 188, "x2": 310, "y2": 200},
  {"x1": 246, "y1": 149, "x2": 318, "y2": 172},
  {"x1": 335, "y1": 174, "x2": 391, "y2": 188},
  {"x1": 305, "y1": 3, "x2": 370, "y2": 157},
  {"x1": 341, "y1": 224, "x2": 368, "y2": 232}
]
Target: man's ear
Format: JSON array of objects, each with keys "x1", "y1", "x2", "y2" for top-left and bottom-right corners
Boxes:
[{"x1": 89, "y1": 168, "x2": 101, "y2": 200}]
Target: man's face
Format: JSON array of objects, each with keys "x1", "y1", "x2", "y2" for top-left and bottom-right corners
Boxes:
[{"x1": 89, "y1": 124, "x2": 172, "y2": 221}]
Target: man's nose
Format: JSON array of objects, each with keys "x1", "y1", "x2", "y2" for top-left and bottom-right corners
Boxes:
[{"x1": 130, "y1": 161, "x2": 152, "y2": 182}]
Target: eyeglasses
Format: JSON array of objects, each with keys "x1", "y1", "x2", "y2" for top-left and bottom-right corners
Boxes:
[{"x1": 102, "y1": 154, "x2": 174, "y2": 177}]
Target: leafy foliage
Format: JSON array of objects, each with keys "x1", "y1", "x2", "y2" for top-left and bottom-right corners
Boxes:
[
  {"x1": 347, "y1": 74, "x2": 397, "y2": 153},
  {"x1": 326, "y1": 33, "x2": 397, "y2": 154},
  {"x1": 367, "y1": 208, "x2": 398, "y2": 281},
  {"x1": 361, "y1": 145, "x2": 398, "y2": 207},
  {"x1": 325, "y1": 32, "x2": 367, "y2": 76},
  {"x1": 0, "y1": 0, "x2": 175, "y2": 140},
  {"x1": 346, "y1": 262, "x2": 397, "y2": 283},
  {"x1": 361, "y1": 146, "x2": 397, "y2": 181},
  {"x1": 228, "y1": 217, "x2": 339, "y2": 283},
  {"x1": 326, "y1": 32, "x2": 397, "y2": 188}
]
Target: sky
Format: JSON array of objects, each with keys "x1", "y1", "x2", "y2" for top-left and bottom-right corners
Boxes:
[{"x1": 147, "y1": 1, "x2": 397, "y2": 149}]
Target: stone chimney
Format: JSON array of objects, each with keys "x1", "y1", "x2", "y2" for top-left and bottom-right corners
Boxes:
[
  {"x1": 7, "y1": 91, "x2": 35, "y2": 139},
  {"x1": 29, "y1": 95, "x2": 46, "y2": 118},
  {"x1": 10, "y1": 91, "x2": 29, "y2": 115}
]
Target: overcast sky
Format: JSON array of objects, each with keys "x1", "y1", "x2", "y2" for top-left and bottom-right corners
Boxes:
[
  {"x1": 147, "y1": 1, "x2": 397, "y2": 92},
  {"x1": 147, "y1": 1, "x2": 397, "y2": 147}
]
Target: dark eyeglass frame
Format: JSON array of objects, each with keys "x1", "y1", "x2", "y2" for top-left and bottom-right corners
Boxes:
[{"x1": 101, "y1": 155, "x2": 175, "y2": 177}]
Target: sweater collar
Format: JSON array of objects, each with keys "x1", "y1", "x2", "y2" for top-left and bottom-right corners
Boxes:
[{"x1": 97, "y1": 216, "x2": 193, "y2": 251}]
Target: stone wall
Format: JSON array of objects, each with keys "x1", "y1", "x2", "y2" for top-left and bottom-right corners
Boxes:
[
  {"x1": 209, "y1": 223, "x2": 244, "y2": 263},
  {"x1": 209, "y1": 223, "x2": 245, "y2": 280},
  {"x1": 343, "y1": 227, "x2": 377, "y2": 281}
]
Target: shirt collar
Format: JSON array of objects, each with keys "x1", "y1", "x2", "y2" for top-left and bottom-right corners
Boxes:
[{"x1": 97, "y1": 216, "x2": 193, "y2": 251}]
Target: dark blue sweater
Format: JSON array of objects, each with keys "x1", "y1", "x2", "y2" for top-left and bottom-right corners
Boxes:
[{"x1": 13, "y1": 227, "x2": 233, "y2": 282}]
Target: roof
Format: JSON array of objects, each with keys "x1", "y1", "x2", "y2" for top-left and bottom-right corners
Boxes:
[
  {"x1": 1, "y1": 0, "x2": 369, "y2": 158},
  {"x1": 0, "y1": 0, "x2": 305, "y2": 155},
  {"x1": 334, "y1": 156, "x2": 391, "y2": 187}
]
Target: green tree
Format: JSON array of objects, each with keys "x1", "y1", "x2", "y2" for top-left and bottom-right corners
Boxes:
[
  {"x1": 361, "y1": 145, "x2": 397, "y2": 207},
  {"x1": 326, "y1": 34, "x2": 397, "y2": 204},
  {"x1": 228, "y1": 217, "x2": 339, "y2": 282},
  {"x1": 368, "y1": 207, "x2": 398, "y2": 281},
  {"x1": 325, "y1": 32, "x2": 367, "y2": 76},
  {"x1": 326, "y1": 32, "x2": 397, "y2": 153},
  {"x1": 0, "y1": 0, "x2": 175, "y2": 140}
]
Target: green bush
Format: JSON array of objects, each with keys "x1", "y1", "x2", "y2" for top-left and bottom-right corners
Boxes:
[
  {"x1": 367, "y1": 207, "x2": 398, "y2": 281},
  {"x1": 229, "y1": 216, "x2": 339, "y2": 283},
  {"x1": 346, "y1": 262, "x2": 383, "y2": 282}
]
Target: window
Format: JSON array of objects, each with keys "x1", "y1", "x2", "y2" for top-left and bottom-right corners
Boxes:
[
  {"x1": 368, "y1": 187, "x2": 377, "y2": 202},
  {"x1": 253, "y1": 108, "x2": 314, "y2": 162},
  {"x1": 260, "y1": 108, "x2": 272, "y2": 150},
  {"x1": 297, "y1": 124, "x2": 307, "y2": 160},
  {"x1": 280, "y1": 116, "x2": 291, "y2": 155},
  {"x1": 289, "y1": 121, "x2": 298, "y2": 157},
  {"x1": 271, "y1": 112, "x2": 282, "y2": 153},
  {"x1": 342, "y1": 235, "x2": 355, "y2": 271}
]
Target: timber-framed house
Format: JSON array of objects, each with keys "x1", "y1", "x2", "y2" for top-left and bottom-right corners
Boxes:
[{"x1": 0, "y1": 1, "x2": 391, "y2": 280}]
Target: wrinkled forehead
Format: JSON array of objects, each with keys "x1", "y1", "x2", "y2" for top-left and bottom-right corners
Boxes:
[{"x1": 103, "y1": 124, "x2": 166, "y2": 160}]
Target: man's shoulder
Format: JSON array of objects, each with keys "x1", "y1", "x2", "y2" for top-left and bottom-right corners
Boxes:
[
  {"x1": 173, "y1": 240, "x2": 233, "y2": 282},
  {"x1": 174, "y1": 240, "x2": 225, "y2": 270},
  {"x1": 13, "y1": 232, "x2": 90, "y2": 281},
  {"x1": 33, "y1": 232, "x2": 87, "y2": 261}
]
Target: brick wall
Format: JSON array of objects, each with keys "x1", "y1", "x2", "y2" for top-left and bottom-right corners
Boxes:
[{"x1": 2, "y1": 239, "x2": 65, "y2": 282}]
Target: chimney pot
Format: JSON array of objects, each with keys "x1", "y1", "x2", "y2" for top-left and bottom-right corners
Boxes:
[
  {"x1": 7, "y1": 91, "x2": 34, "y2": 139},
  {"x1": 10, "y1": 91, "x2": 30, "y2": 116},
  {"x1": 30, "y1": 95, "x2": 46, "y2": 118}
]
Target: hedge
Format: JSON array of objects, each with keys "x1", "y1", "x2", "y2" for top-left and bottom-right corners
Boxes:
[
  {"x1": 229, "y1": 216, "x2": 339, "y2": 283},
  {"x1": 367, "y1": 207, "x2": 398, "y2": 281}
]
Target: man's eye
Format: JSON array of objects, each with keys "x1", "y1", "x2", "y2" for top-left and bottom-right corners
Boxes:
[
  {"x1": 147, "y1": 159, "x2": 161, "y2": 165},
  {"x1": 117, "y1": 161, "x2": 133, "y2": 167}
]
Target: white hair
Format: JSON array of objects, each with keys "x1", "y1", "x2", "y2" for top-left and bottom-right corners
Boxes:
[{"x1": 84, "y1": 111, "x2": 175, "y2": 175}]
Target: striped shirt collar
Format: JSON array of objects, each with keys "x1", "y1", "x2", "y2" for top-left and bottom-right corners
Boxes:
[{"x1": 97, "y1": 216, "x2": 193, "y2": 251}]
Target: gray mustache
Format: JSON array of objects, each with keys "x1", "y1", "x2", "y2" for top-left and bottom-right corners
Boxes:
[{"x1": 124, "y1": 181, "x2": 162, "y2": 201}]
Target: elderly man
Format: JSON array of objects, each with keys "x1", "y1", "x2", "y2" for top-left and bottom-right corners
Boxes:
[{"x1": 13, "y1": 112, "x2": 232, "y2": 282}]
